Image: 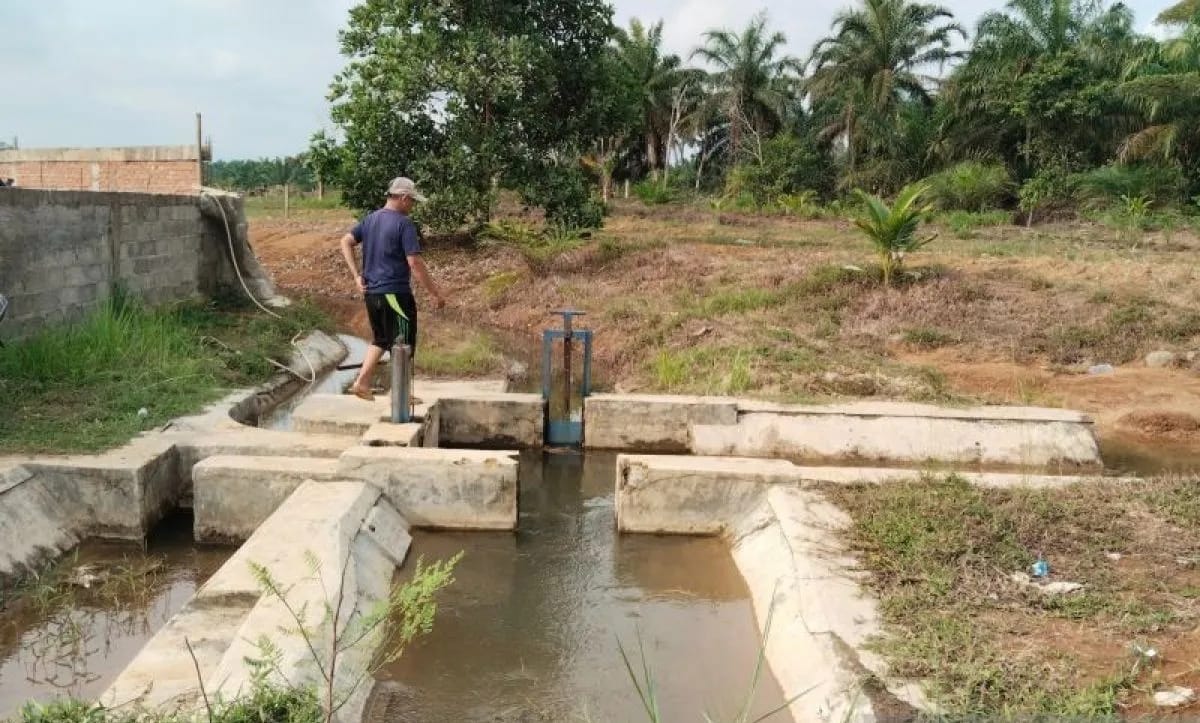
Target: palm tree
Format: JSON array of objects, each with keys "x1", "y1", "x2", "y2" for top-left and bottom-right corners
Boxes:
[
  {"x1": 614, "y1": 19, "x2": 693, "y2": 180},
  {"x1": 1119, "y1": 17, "x2": 1200, "y2": 172},
  {"x1": 691, "y1": 12, "x2": 802, "y2": 160},
  {"x1": 853, "y1": 183, "x2": 937, "y2": 286},
  {"x1": 944, "y1": 0, "x2": 1138, "y2": 171},
  {"x1": 806, "y1": 0, "x2": 964, "y2": 178},
  {"x1": 1159, "y1": 0, "x2": 1200, "y2": 25}
]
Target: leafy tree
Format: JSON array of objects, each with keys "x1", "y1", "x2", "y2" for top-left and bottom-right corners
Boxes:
[
  {"x1": 942, "y1": 0, "x2": 1141, "y2": 176},
  {"x1": 315, "y1": 0, "x2": 618, "y2": 229},
  {"x1": 692, "y1": 13, "x2": 802, "y2": 161}
]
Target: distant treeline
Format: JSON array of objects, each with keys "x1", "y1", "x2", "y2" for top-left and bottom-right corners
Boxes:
[{"x1": 206, "y1": 156, "x2": 317, "y2": 193}]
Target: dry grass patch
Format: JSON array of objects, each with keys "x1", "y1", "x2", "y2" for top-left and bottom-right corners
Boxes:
[{"x1": 823, "y1": 476, "x2": 1200, "y2": 719}]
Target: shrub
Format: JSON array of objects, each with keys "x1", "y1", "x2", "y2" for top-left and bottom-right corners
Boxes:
[
  {"x1": 720, "y1": 133, "x2": 834, "y2": 209},
  {"x1": 922, "y1": 161, "x2": 1014, "y2": 212},
  {"x1": 632, "y1": 180, "x2": 675, "y2": 205},
  {"x1": 1018, "y1": 167, "x2": 1076, "y2": 226},
  {"x1": 1073, "y1": 163, "x2": 1186, "y2": 208}
]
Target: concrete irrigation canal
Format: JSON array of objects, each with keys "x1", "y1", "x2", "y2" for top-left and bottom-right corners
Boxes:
[{"x1": 0, "y1": 324, "x2": 1122, "y2": 722}]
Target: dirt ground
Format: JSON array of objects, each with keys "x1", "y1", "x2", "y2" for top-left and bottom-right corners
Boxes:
[
  {"x1": 247, "y1": 199, "x2": 1200, "y2": 717},
  {"x1": 248, "y1": 201, "x2": 1200, "y2": 475}
]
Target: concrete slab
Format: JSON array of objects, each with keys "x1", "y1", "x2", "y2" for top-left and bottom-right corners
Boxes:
[
  {"x1": 20, "y1": 437, "x2": 181, "y2": 540},
  {"x1": 0, "y1": 465, "x2": 81, "y2": 583},
  {"x1": 729, "y1": 486, "x2": 932, "y2": 722},
  {"x1": 736, "y1": 399, "x2": 1090, "y2": 423},
  {"x1": 616, "y1": 455, "x2": 1121, "y2": 536},
  {"x1": 338, "y1": 446, "x2": 519, "y2": 530},
  {"x1": 616, "y1": 455, "x2": 805, "y2": 534},
  {"x1": 362, "y1": 422, "x2": 423, "y2": 447},
  {"x1": 103, "y1": 481, "x2": 411, "y2": 723},
  {"x1": 192, "y1": 456, "x2": 345, "y2": 543},
  {"x1": 292, "y1": 393, "x2": 387, "y2": 436},
  {"x1": 436, "y1": 393, "x2": 544, "y2": 448},
  {"x1": 692, "y1": 403, "x2": 1101, "y2": 469},
  {"x1": 585, "y1": 394, "x2": 738, "y2": 452}
]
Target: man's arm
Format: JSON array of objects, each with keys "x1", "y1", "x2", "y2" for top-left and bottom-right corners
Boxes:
[
  {"x1": 339, "y1": 233, "x2": 365, "y2": 294},
  {"x1": 408, "y1": 255, "x2": 446, "y2": 309}
]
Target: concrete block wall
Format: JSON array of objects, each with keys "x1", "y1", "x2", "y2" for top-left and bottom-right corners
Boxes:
[
  {"x1": 0, "y1": 145, "x2": 204, "y2": 195},
  {"x1": 0, "y1": 187, "x2": 243, "y2": 339}
]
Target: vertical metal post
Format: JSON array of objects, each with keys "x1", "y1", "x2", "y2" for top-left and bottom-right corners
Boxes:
[
  {"x1": 391, "y1": 343, "x2": 412, "y2": 423},
  {"x1": 562, "y1": 314, "x2": 574, "y2": 418},
  {"x1": 582, "y1": 333, "x2": 593, "y2": 397}
]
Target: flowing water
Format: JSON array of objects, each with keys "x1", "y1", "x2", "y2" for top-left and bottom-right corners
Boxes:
[
  {"x1": 261, "y1": 333, "x2": 368, "y2": 430},
  {"x1": 369, "y1": 452, "x2": 790, "y2": 723},
  {"x1": 0, "y1": 514, "x2": 232, "y2": 719}
]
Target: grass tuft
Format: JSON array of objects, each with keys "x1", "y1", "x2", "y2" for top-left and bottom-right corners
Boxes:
[{"x1": 0, "y1": 292, "x2": 330, "y2": 454}]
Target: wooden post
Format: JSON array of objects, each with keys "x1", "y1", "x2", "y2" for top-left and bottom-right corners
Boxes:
[{"x1": 196, "y1": 112, "x2": 204, "y2": 190}]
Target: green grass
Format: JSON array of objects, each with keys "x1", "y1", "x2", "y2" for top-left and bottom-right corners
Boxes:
[
  {"x1": 902, "y1": 327, "x2": 957, "y2": 350},
  {"x1": 14, "y1": 684, "x2": 321, "y2": 722},
  {"x1": 417, "y1": 332, "x2": 502, "y2": 377},
  {"x1": 649, "y1": 347, "x2": 756, "y2": 395},
  {"x1": 935, "y1": 210, "x2": 1012, "y2": 239},
  {"x1": 481, "y1": 271, "x2": 523, "y2": 302},
  {"x1": 822, "y1": 476, "x2": 1200, "y2": 717},
  {"x1": 0, "y1": 291, "x2": 330, "y2": 454},
  {"x1": 698, "y1": 287, "x2": 785, "y2": 315}
]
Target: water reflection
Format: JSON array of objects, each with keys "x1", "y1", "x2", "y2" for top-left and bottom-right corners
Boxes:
[
  {"x1": 0, "y1": 514, "x2": 231, "y2": 718},
  {"x1": 373, "y1": 452, "x2": 788, "y2": 723}
]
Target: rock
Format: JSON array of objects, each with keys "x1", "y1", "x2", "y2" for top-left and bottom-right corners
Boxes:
[
  {"x1": 1105, "y1": 552, "x2": 1122, "y2": 561},
  {"x1": 1088, "y1": 364, "x2": 1115, "y2": 375},
  {"x1": 1041, "y1": 581, "x2": 1085, "y2": 595},
  {"x1": 1154, "y1": 687, "x2": 1195, "y2": 708},
  {"x1": 1146, "y1": 351, "x2": 1178, "y2": 369},
  {"x1": 1009, "y1": 571, "x2": 1084, "y2": 595}
]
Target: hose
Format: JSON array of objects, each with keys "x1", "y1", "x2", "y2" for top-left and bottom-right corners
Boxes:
[{"x1": 201, "y1": 190, "x2": 317, "y2": 385}]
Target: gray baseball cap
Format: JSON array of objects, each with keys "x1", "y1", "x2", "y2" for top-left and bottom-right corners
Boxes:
[{"x1": 385, "y1": 176, "x2": 427, "y2": 202}]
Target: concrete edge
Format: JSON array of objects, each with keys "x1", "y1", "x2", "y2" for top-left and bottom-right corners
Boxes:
[{"x1": 227, "y1": 331, "x2": 348, "y2": 427}]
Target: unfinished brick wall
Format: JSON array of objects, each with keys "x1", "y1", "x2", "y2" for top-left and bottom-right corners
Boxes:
[
  {"x1": 0, "y1": 145, "x2": 205, "y2": 195},
  {"x1": 0, "y1": 188, "x2": 249, "y2": 340}
]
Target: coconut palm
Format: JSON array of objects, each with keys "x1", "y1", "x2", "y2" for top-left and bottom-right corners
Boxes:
[
  {"x1": 806, "y1": 0, "x2": 964, "y2": 179},
  {"x1": 691, "y1": 13, "x2": 802, "y2": 160}
]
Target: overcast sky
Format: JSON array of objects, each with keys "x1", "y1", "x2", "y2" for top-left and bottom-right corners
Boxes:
[{"x1": 0, "y1": 0, "x2": 1173, "y2": 160}]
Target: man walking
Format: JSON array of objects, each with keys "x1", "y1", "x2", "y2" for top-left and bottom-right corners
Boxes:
[{"x1": 339, "y1": 176, "x2": 446, "y2": 401}]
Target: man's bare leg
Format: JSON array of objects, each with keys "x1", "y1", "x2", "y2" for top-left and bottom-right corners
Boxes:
[{"x1": 351, "y1": 345, "x2": 386, "y2": 400}]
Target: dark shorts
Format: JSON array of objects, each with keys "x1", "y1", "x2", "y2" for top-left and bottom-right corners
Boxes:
[{"x1": 365, "y1": 292, "x2": 417, "y2": 354}]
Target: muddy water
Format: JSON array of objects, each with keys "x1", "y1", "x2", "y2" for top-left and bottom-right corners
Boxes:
[
  {"x1": 372, "y1": 452, "x2": 790, "y2": 723},
  {"x1": 261, "y1": 333, "x2": 368, "y2": 430},
  {"x1": 0, "y1": 514, "x2": 231, "y2": 719},
  {"x1": 1101, "y1": 435, "x2": 1200, "y2": 476}
]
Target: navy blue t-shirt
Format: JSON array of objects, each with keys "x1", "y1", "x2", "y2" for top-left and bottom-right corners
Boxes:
[{"x1": 351, "y1": 209, "x2": 422, "y2": 294}]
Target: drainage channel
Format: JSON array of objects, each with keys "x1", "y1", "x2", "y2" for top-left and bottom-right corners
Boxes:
[
  {"x1": 368, "y1": 451, "x2": 789, "y2": 722},
  {"x1": 0, "y1": 514, "x2": 233, "y2": 719},
  {"x1": 261, "y1": 333, "x2": 368, "y2": 430}
]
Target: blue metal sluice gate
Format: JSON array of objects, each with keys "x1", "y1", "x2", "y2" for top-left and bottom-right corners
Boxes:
[{"x1": 542, "y1": 309, "x2": 592, "y2": 446}]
